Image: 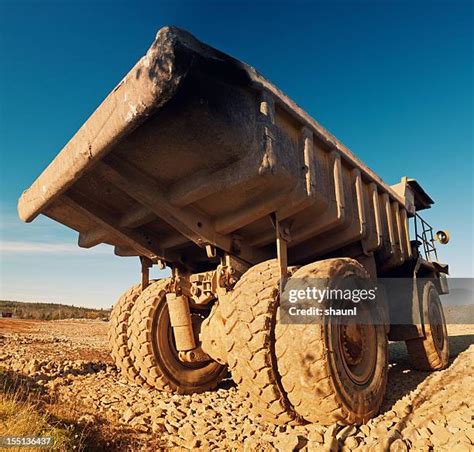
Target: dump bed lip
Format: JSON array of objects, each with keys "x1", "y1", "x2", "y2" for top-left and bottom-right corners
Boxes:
[
  {"x1": 18, "y1": 26, "x2": 404, "y2": 224},
  {"x1": 18, "y1": 26, "x2": 192, "y2": 223}
]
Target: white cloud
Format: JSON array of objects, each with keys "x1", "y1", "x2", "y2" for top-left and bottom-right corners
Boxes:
[{"x1": 0, "y1": 240, "x2": 110, "y2": 255}]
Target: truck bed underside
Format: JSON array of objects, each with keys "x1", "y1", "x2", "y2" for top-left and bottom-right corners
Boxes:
[{"x1": 18, "y1": 27, "x2": 411, "y2": 273}]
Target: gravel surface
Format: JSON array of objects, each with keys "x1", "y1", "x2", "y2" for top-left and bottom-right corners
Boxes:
[{"x1": 0, "y1": 319, "x2": 472, "y2": 451}]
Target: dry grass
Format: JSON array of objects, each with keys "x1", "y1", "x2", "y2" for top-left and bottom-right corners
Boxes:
[
  {"x1": 0, "y1": 369, "x2": 83, "y2": 451},
  {"x1": 0, "y1": 367, "x2": 152, "y2": 451},
  {"x1": 0, "y1": 398, "x2": 79, "y2": 451}
]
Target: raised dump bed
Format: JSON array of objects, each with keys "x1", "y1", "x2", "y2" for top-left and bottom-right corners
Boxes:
[
  {"x1": 18, "y1": 27, "x2": 450, "y2": 427},
  {"x1": 18, "y1": 26, "x2": 423, "y2": 273}
]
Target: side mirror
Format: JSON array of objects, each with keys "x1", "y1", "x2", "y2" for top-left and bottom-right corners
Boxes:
[{"x1": 435, "y1": 230, "x2": 450, "y2": 245}]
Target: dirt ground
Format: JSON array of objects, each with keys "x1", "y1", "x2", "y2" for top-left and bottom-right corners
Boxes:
[{"x1": 0, "y1": 319, "x2": 472, "y2": 451}]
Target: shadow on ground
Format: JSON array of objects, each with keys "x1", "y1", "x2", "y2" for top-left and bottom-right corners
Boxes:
[{"x1": 381, "y1": 333, "x2": 473, "y2": 414}]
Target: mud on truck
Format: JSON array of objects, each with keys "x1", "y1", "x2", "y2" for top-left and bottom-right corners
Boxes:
[{"x1": 18, "y1": 27, "x2": 451, "y2": 425}]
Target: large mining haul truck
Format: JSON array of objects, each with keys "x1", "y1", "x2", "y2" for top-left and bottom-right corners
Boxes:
[{"x1": 18, "y1": 27, "x2": 451, "y2": 425}]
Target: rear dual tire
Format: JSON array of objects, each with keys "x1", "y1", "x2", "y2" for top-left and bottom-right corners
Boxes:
[
  {"x1": 108, "y1": 284, "x2": 148, "y2": 386},
  {"x1": 275, "y1": 258, "x2": 388, "y2": 424},
  {"x1": 127, "y1": 280, "x2": 226, "y2": 394},
  {"x1": 109, "y1": 280, "x2": 226, "y2": 394},
  {"x1": 224, "y1": 258, "x2": 388, "y2": 425}
]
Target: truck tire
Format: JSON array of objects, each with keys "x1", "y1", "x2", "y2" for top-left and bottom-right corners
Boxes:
[
  {"x1": 127, "y1": 279, "x2": 226, "y2": 393},
  {"x1": 406, "y1": 281, "x2": 449, "y2": 370},
  {"x1": 275, "y1": 258, "x2": 388, "y2": 425},
  {"x1": 220, "y1": 260, "x2": 298, "y2": 424},
  {"x1": 108, "y1": 284, "x2": 147, "y2": 385}
]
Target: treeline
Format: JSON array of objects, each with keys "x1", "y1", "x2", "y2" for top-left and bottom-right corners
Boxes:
[{"x1": 0, "y1": 300, "x2": 110, "y2": 321}]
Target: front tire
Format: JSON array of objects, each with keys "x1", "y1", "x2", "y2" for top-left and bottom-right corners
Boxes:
[{"x1": 406, "y1": 280, "x2": 449, "y2": 371}]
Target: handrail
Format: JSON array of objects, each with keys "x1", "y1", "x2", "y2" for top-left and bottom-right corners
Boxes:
[{"x1": 413, "y1": 214, "x2": 439, "y2": 262}]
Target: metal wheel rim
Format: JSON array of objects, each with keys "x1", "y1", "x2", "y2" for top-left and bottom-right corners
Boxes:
[
  {"x1": 429, "y1": 294, "x2": 445, "y2": 351},
  {"x1": 337, "y1": 305, "x2": 377, "y2": 385}
]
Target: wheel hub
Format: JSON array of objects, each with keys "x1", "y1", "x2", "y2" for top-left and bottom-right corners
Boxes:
[
  {"x1": 429, "y1": 298, "x2": 445, "y2": 351},
  {"x1": 341, "y1": 323, "x2": 365, "y2": 366},
  {"x1": 337, "y1": 309, "x2": 377, "y2": 385}
]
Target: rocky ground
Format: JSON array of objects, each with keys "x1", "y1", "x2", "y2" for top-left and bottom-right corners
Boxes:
[{"x1": 0, "y1": 319, "x2": 472, "y2": 451}]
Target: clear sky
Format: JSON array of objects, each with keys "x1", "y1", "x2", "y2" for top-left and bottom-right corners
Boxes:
[{"x1": 0, "y1": 0, "x2": 472, "y2": 308}]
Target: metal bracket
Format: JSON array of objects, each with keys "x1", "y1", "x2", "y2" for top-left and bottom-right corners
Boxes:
[
  {"x1": 271, "y1": 213, "x2": 291, "y2": 292},
  {"x1": 140, "y1": 256, "x2": 153, "y2": 291},
  {"x1": 156, "y1": 259, "x2": 166, "y2": 270},
  {"x1": 179, "y1": 346, "x2": 210, "y2": 363},
  {"x1": 205, "y1": 244, "x2": 217, "y2": 258}
]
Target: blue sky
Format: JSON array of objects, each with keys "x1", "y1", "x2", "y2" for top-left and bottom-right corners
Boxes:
[{"x1": 0, "y1": 0, "x2": 472, "y2": 308}]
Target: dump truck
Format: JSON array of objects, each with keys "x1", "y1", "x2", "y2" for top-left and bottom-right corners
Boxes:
[{"x1": 18, "y1": 26, "x2": 451, "y2": 425}]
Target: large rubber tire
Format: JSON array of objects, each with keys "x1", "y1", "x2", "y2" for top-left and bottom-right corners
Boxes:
[
  {"x1": 275, "y1": 258, "x2": 388, "y2": 425},
  {"x1": 406, "y1": 281, "x2": 449, "y2": 371},
  {"x1": 127, "y1": 279, "x2": 226, "y2": 394},
  {"x1": 220, "y1": 260, "x2": 298, "y2": 424},
  {"x1": 108, "y1": 284, "x2": 147, "y2": 385}
]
